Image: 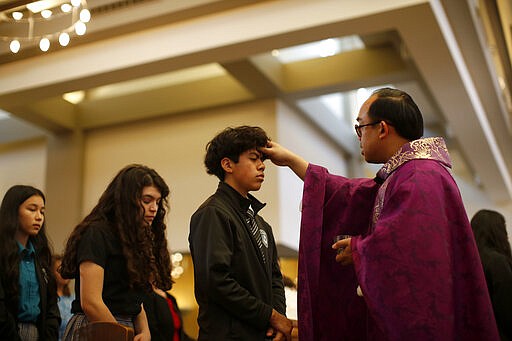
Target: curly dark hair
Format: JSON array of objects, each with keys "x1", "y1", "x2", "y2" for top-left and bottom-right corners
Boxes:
[
  {"x1": 204, "y1": 126, "x2": 269, "y2": 181},
  {"x1": 60, "y1": 164, "x2": 173, "y2": 292},
  {"x1": 0, "y1": 185, "x2": 55, "y2": 315},
  {"x1": 368, "y1": 87, "x2": 424, "y2": 141}
]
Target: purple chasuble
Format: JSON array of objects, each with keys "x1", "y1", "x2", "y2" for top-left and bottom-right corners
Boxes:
[{"x1": 298, "y1": 137, "x2": 499, "y2": 341}]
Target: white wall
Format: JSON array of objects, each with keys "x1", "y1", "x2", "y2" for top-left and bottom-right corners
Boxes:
[
  {"x1": 275, "y1": 101, "x2": 348, "y2": 250},
  {"x1": 83, "y1": 100, "x2": 279, "y2": 252},
  {"x1": 0, "y1": 139, "x2": 47, "y2": 198}
]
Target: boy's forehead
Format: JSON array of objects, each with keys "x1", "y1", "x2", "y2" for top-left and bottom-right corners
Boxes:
[
  {"x1": 242, "y1": 148, "x2": 263, "y2": 157},
  {"x1": 246, "y1": 148, "x2": 268, "y2": 160},
  {"x1": 245, "y1": 148, "x2": 261, "y2": 155}
]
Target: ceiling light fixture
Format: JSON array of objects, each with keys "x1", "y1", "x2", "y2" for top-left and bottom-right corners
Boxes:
[{"x1": 0, "y1": 0, "x2": 91, "y2": 53}]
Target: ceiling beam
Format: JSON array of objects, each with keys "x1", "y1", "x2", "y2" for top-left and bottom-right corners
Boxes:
[
  {"x1": 282, "y1": 46, "x2": 410, "y2": 93},
  {"x1": 0, "y1": 0, "x2": 32, "y2": 12},
  {"x1": 221, "y1": 59, "x2": 281, "y2": 98},
  {"x1": 399, "y1": 1, "x2": 512, "y2": 201},
  {"x1": 0, "y1": 0, "x2": 426, "y2": 98},
  {"x1": 222, "y1": 57, "x2": 358, "y2": 155},
  {"x1": 77, "y1": 74, "x2": 253, "y2": 129},
  {"x1": 4, "y1": 104, "x2": 73, "y2": 133}
]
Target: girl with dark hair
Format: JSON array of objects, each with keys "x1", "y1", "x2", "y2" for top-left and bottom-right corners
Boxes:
[
  {"x1": 0, "y1": 185, "x2": 60, "y2": 340},
  {"x1": 471, "y1": 209, "x2": 512, "y2": 341},
  {"x1": 60, "y1": 164, "x2": 173, "y2": 341}
]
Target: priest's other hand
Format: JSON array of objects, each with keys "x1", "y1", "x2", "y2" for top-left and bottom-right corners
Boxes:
[{"x1": 333, "y1": 237, "x2": 353, "y2": 265}]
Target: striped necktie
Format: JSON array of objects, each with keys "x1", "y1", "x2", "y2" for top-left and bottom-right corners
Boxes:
[{"x1": 246, "y1": 206, "x2": 266, "y2": 263}]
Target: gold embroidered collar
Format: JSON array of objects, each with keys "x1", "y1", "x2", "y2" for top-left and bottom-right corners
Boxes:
[{"x1": 377, "y1": 137, "x2": 451, "y2": 180}]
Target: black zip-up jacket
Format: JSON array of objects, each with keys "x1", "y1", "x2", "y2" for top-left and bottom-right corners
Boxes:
[{"x1": 189, "y1": 182, "x2": 286, "y2": 340}]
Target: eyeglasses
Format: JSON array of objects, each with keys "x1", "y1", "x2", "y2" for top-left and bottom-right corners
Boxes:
[{"x1": 354, "y1": 121, "x2": 381, "y2": 137}]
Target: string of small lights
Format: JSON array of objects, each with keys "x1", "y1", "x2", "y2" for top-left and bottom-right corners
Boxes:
[{"x1": 0, "y1": 0, "x2": 91, "y2": 53}]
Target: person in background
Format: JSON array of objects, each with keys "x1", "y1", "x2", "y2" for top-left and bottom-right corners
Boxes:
[
  {"x1": 52, "y1": 255, "x2": 74, "y2": 340},
  {"x1": 471, "y1": 209, "x2": 512, "y2": 341},
  {"x1": 0, "y1": 185, "x2": 60, "y2": 340},
  {"x1": 262, "y1": 87, "x2": 500, "y2": 340},
  {"x1": 142, "y1": 286, "x2": 194, "y2": 341},
  {"x1": 189, "y1": 126, "x2": 291, "y2": 340},
  {"x1": 60, "y1": 164, "x2": 173, "y2": 341}
]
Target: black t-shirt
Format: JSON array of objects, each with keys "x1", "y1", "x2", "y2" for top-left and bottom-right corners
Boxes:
[{"x1": 71, "y1": 222, "x2": 143, "y2": 316}]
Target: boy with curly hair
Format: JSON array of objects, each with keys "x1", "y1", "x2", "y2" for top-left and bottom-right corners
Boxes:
[{"x1": 189, "y1": 126, "x2": 291, "y2": 341}]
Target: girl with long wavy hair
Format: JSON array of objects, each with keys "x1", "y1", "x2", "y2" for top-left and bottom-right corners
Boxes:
[
  {"x1": 0, "y1": 185, "x2": 60, "y2": 340},
  {"x1": 471, "y1": 209, "x2": 512, "y2": 341},
  {"x1": 60, "y1": 165, "x2": 173, "y2": 341}
]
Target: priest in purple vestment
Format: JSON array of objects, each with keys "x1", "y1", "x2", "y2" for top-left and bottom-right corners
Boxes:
[{"x1": 262, "y1": 88, "x2": 500, "y2": 341}]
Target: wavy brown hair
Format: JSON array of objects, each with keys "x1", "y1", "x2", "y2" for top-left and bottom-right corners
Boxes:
[
  {"x1": 60, "y1": 164, "x2": 173, "y2": 291},
  {"x1": 0, "y1": 185, "x2": 56, "y2": 314}
]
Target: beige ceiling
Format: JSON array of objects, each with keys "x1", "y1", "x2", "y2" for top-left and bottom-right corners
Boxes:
[{"x1": 0, "y1": 0, "x2": 511, "y2": 202}]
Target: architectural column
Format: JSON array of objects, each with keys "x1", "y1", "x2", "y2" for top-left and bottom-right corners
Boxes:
[{"x1": 45, "y1": 130, "x2": 84, "y2": 253}]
